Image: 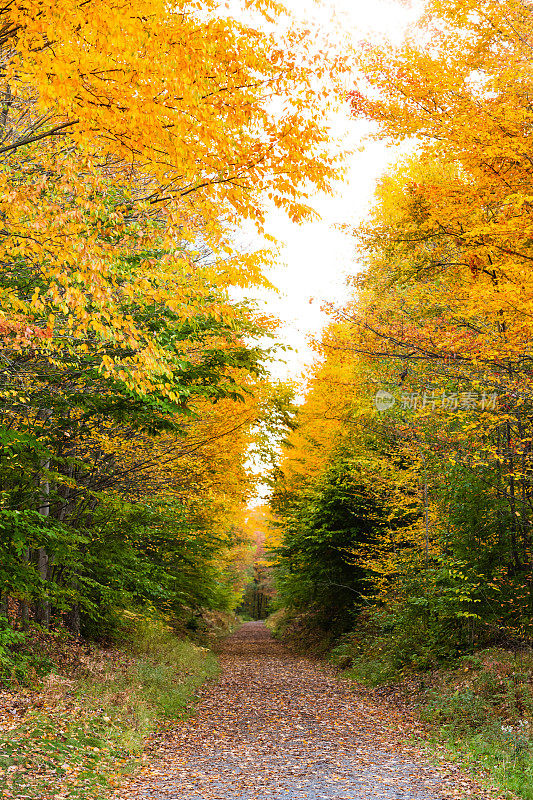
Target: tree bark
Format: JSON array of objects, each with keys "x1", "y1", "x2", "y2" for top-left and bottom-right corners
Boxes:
[{"x1": 36, "y1": 451, "x2": 51, "y2": 628}]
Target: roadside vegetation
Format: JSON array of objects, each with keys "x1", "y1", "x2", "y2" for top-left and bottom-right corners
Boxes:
[
  {"x1": 332, "y1": 635, "x2": 533, "y2": 799},
  {"x1": 0, "y1": 616, "x2": 219, "y2": 800}
]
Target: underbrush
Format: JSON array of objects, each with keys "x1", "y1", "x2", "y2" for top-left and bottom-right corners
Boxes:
[
  {"x1": 419, "y1": 650, "x2": 533, "y2": 799},
  {"x1": 329, "y1": 604, "x2": 477, "y2": 685},
  {"x1": 0, "y1": 616, "x2": 218, "y2": 800},
  {"x1": 265, "y1": 605, "x2": 351, "y2": 655},
  {"x1": 190, "y1": 608, "x2": 241, "y2": 645},
  {"x1": 329, "y1": 620, "x2": 533, "y2": 800},
  {"x1": 264, "y1": 608, "x2": 285, "y2": 634},
  {"x1": 0, "y1": 616, "x2": 59, "y2": 686}
]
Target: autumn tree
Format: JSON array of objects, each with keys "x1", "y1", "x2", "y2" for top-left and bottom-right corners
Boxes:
[
  {"x1": 0, "y1": 0, "x2": 343, "y2": 391},
  {"x1": 268, "y1": 330, "x2": 414, "y2": 636},
  {"x1": 346, "y1": 0, "x2": 533, "y2": 639},
  {"x1": 0, "y1": 0, "x2": 348, "y2": 633},
  {"x1": 268, "y1": 0, "x2": 533, "y2": 655}
]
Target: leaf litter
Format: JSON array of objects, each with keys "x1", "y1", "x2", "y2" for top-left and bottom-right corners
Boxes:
[{"x1": 114, "y1": 622, "x2": 506, "y2": 800}]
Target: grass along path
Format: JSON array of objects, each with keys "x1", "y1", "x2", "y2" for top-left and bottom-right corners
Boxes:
[
  {"x1": 114, "y1": 621, "x2": 506, "y2": 800},
  {"x1": 0, "y1": 620, "x2": 218, "y2": 800}
]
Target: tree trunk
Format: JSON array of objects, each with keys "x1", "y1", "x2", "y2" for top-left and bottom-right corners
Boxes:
[
  {"x1": 0, "y1": 593, "x2": 8, "y2": 618},
  {"x1": 35, "y1": 548, "x2": 51, "y2": 627},
  {"x1": 64, "y1": 602, "x2": 81, "y2": 636},
  {"x1": 36, "y1": 453, "x2": 51, "y2": 628}
]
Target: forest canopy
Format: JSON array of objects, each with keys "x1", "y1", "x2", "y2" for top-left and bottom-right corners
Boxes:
[
  {"x1": 270, "y1": 0, "x2": 533, "y2": 665},
  {"x1": 0, "y1": 0, "x2": 342, "y2": 635}
]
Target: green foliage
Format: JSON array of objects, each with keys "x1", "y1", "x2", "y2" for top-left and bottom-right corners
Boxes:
[
  {"x1": 272, "y1": 449, "x2": 386, "y2": 631},
  {"x1": 328, "y1": 556, "x2": 487, "y2": 683},
  {"x1": 0, "y1": 491, "x2": 248, "y2": 645},
  {"x1": 78, "y1": 497, "x2": 245, "y2": 632},
  {"x1": 0, "y1": 622, "x2": 70, "y2": 687},
  {"x1": 330, "y1": 612, "x2": 453, "y2": 686},
  {"x1": 0, "y1": 615, "x2": 26, "y2": 680},
  {"x1": 0, "y1": 510, "x2": 86, "y2": 607}
]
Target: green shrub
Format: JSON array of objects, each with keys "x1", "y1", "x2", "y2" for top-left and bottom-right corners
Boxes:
[
  {"x1": 0, "y1": 615, "x2": 25, "y2": 672},
  {"x1": 422, "y1": 686, "x2": 495, "y2": 730},
  {"x1": 0, "y1": 617, "x2": 56, "y2": 686},
  {"x1": 414, "y1": 652, "x2": 533, "y2": 800}
]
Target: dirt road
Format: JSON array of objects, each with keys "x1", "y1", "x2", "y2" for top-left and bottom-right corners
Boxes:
[{"x1": 115, "y1": 621, "x2": 500, "y2": 800}]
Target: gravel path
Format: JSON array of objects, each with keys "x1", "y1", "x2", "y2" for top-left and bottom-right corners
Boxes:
[{"x1": 116, "y1": 621, "x2": 501, "y2": 800}]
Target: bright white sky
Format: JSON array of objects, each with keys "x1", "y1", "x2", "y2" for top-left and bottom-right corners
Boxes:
[{"x1": 240, "y1": 0, "x2": 423, "y2": 383}]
